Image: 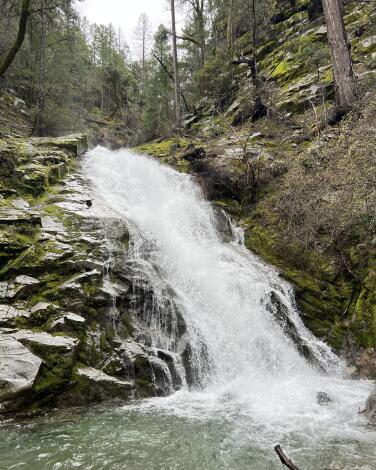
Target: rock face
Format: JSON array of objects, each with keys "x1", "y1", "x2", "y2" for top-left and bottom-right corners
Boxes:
[
  {"x1": 13, "y1": 331, "x2": 78, "y2": 356},
  {"x1": 365, "y1": 387, "x2": 376, "y2": 423},
  {"x1": 75, "y1": 367, "x2": 133, "y2": 401},
  {"x1": 0, "y1": 134, "x2": 192, "y2": 413},
  {"x1": 0, "y1": 305, "x2": 30, "y2": 327},
  {"x1": 0, "y1": 335, "x2": 42, "y2": 408}
]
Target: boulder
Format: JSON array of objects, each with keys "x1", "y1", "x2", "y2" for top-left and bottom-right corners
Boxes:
[
  {"x1": 30, "y1": 302, "x2": 57, "y2": 315},
  {"x1": 0, "y1": 334, "x2": 42, "y2": 406},
  {"x1": 182, "y1": 144, "x2": 206, "y2": 161},
  {"x1": 29, "y1": 302, "x2": 60, "y2": 325},
  {"x1": 49, "y1": 312, "x2": 86, "y2": 332},
  {"x1": 76, "y1": 366, "x2": 133, "y2": 401},
  {"x1": 12, "y1": 330, "x2": 78, "y2": 357},
  {"x1": 0, "y1": 276, "x2": 40, "y2": 302},
  {"x1": 0, "y1": 304, "x2": 30, "y2": 327},
  {"x1": 316, "y1": 391, "x2": 332, "y2": 406}
]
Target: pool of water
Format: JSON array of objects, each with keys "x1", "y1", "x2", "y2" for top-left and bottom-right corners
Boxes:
[{"x1": 1, "y1": 388, "x2": 375, "y2": 470}]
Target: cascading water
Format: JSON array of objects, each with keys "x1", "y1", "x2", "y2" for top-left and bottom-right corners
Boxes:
[
  {"x1": 76, "y1": 146, "x2": 376, "y2": 469},
  {"x1": 85, "y1": 147, "x2": 338, "y2": 382},
  {"x1": 2, "y1": 148, "x2": 376, "y2": 470}
]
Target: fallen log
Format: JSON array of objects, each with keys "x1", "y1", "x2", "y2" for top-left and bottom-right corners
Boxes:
[{"x1": 274, "y1": 445, "x2": 301, "y2": 470}]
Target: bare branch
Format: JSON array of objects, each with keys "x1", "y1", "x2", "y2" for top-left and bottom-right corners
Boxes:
[
  {"x1": 166, "y1": 30, "x2": 202, "y2": 48},
  {"x1": 274, "y1": 445, "x2": 301, "y2": 470}
]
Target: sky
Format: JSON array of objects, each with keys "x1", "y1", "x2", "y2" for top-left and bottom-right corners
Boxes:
[{"x1": 76, "y1": 0, "x2": 185, "y2": 48}]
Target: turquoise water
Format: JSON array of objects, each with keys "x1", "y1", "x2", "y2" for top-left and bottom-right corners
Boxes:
[
  {"x1": 2, "y1": 149, "x2": 374, "y2": 470},
  {"x1": 1, "y1": 394, "x2": 375, "y2": 470}
]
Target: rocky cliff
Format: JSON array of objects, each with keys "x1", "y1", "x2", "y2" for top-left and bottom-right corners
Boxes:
[{"x1": 0, "y1": 134, "x2": 192, "y2": 414}]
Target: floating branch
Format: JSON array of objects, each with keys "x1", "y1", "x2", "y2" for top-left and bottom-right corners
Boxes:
[{"x1": 274, "y1": 445, "x2": 301, "y2": 470}]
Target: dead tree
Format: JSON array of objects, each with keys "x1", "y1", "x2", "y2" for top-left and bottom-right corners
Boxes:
[{"x1": 322, "y1": 0, "x2": 355, "y2": 114}]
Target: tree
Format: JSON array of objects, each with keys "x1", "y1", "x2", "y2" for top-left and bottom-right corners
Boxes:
[
  {"x1": 171, "y1": 0, "x2": 181, "y2": 123},
  {"x1": 322, "y1": 0, "x2": 355, "y2": 113},
  {"x1": 0, "y1": 0, "x2": 31, "y2": 79},
  {"x1": 133, "y1": 13, "x2": 152, "y2": 87},
  {"x1": 231, "y1": 0, "x2": 267, "y2": 121},
  {"x1": 179, "y1": 0, "x2": 206, "y2": 67}
]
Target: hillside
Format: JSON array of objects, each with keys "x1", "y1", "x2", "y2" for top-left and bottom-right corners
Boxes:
[{"x1": 137, "y1": 0, "x2": 376, "y2": 377}]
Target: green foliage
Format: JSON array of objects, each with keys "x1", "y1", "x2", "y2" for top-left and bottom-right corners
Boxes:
[
  {"x1": 0, "y1": 1, "x2": 143, "y2": 142},
  {"x1": 141, "y1": 25, "x2": 174, "y2": 139},
  {"x1": 194, "y1": 55, "x2": 233, "y2": 108}
]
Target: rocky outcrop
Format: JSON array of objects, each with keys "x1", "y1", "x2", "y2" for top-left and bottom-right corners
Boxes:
[
  {"x1": 0, "y1": 134, "x2": 193, "y2": 413},
  {"x1": 0, "y1": 304, "x2": 30, "y2": 327},
  {"x1": 75, "y1": 367, "x2": 133, "y2": 401},
  {"x1": 0, "y1": 335, "x2": 42, "y2": 410}
]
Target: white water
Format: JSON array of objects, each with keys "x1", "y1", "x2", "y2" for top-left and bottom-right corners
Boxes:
[{"x1": 85, "y1": 147, "x2": 375, "y2": 468}]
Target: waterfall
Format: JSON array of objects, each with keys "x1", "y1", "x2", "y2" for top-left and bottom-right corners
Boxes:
[{"x1": 85, "y1": 146, "x2": 372, "y2": 441}]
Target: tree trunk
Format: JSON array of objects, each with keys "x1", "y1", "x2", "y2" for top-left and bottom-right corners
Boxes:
[
  {"x1": 0, "y1": 0, "x2": 31, "y2": 79},
  {"x1": 226, "y1": 0, "x2": 234, "y2": 54},
  {"x1": 322, "y1": 0, "x2": 355, "y2": 112},
  {"x1": 171, "y1": 0, "x2": 181, "y2": 124},
  {"x1": 36, "y1": 0, "x2": 46, "y2": 135},
  {"x1": 152, "y1": 52, "x2": 191, "y2": 113},
  {"x1": 196, "y1": 0, "x2": 206, "y2": 67},
  {"x1": 250, "y1": 0, "x2": 266, "y2": 120}
]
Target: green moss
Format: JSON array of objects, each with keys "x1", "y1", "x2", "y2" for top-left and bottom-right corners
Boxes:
[
  {"x1": 33, "y1": 353, "x2": 72, "y2": 394},
  {"x1": 136, "y1": 137, "x2": 189, "y2": 164},
  {"x1": 83, "y1": 281, "x2": 98, "y2": 297},
  {"x1": 134, "y1": 379, "x2": 155, "y2": 398},
  {"x1": 242, "y1": 209, "x2": 369, "y2": 349},
  {"x1": 119, "y1": 313, "x2": 133, "y2": 338},
  {"x1": 99, "y1": 326, "x2": 115, "y2": 352}
]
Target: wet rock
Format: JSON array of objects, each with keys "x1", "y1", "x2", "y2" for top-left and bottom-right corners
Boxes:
[
  {"x1": 0, "y1": 276, "x2": 40, "y2": 302},
  {"x1": 76, "y1": 367, "x2": 133, "y2": 401},
  {"x1": 49, "y1": 312, "x2": 86, "y2": 332},
  {"x1": 0, "y1": 304, "x2": 30, "y2": 327},
  {"x1": 102, "y1": 355, "x2": 130, "y2": 376},
  {"x1": 182, "y1": 144, "x2": 206, "y2": 161},
  {"x1": 116, "y1": 341, "x2": 179, "y2": 396},
  {"x1": 148, "y1": 355, "x2": 175, "y2": 396},
  {"x1": 181, "y1": 114, "x2": 200, "y2": 129},
  {"x1": 0, "y1": 209, "x2": 41, "y2": 226},
  {"x1": 365, "y1": 386, "x2": 376, "y2": 423},
  {"x1": 317, "y1": 391, "x2": 332, "y2": 406},
  {"x1": 351, "y1": 348, "x2": 376, "y2": 379},
  {"x1": 157, "y1": 349, "x2": 183, "y2": 391},
  {"x1": 0, "y1": 335, "x2": 42, "y2": 407},
  {"x1": 13, "y1": 330, "x2": 78, "y2": 356},
  {"x1": 266, "y1": 290, "x2": 332, "y2": 372},
  {"x1": 11, "y1": 199, "x2": 30, "y2": 210}
]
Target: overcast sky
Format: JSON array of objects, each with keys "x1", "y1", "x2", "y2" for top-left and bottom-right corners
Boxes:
[{"x1": 76, "y1": 0, "x2": 185, "y2": 48}]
